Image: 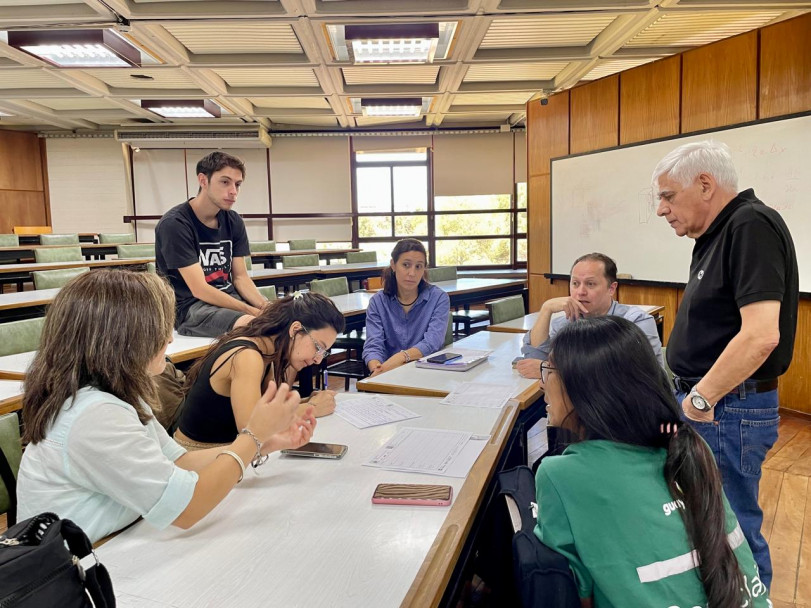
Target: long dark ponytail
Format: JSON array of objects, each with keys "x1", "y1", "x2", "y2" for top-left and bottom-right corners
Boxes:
[
  {"x1": 551, "y1": 316, "x2": 743, "y2": 607},
  {"x1": 184, "y1": 292, "x2": 345, "y2": 390}
]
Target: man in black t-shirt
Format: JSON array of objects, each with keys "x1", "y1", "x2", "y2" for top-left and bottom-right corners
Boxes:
[
  {"x1": 653, "y1": 140, "x2": 798, "y2": 590},
  {"x1": 156, "y1": 151, "x2": 268, "y2": 337}
]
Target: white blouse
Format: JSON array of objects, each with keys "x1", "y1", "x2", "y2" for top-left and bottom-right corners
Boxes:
[{"x1": 17, "y1": 386, "x2": 198, "y2": 543}]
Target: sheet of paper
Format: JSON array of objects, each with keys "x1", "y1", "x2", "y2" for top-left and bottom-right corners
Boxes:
[
  {"x1": 334, "y1": 394, "x2": 420, "y2": 429},
  {"x1": 364, "y1": 427, "x2": 473, "y2": 476},
  {"x1": 527, "y1": 417, "x2": 549, "y2": 467},
  {"x1": 439, "y1": 382, "x2": 514, "y2": 408}
]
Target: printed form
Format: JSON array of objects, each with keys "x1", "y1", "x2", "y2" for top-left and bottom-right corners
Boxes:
[
  {"x1": 335, "y1": 394, "x2": 420, "y2": 429},
  {"x1": 364, "y1": 427, "x2": 489, "y2": 478}
]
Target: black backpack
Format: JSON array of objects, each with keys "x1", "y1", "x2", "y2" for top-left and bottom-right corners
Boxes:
[
  {"x1": 498, "y1": 465, "x2": 581, "y2": 608},
  {"x1": 0, "y1": 512, "x2": 116, "y2": 607}
]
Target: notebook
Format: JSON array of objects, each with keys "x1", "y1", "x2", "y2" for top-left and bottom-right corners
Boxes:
[{"x1": 415, "y1": 348, "x2": 491, "y2": 372}]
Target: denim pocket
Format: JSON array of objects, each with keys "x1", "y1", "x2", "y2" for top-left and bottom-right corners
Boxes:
[{"x1": 740, "y1": 416, "x2": 779, "y2": 476}]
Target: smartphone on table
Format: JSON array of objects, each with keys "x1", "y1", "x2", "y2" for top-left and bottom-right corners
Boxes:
[
  {"x1": 426, "y1": 352, "x2": 463, "y2": 364},
  {"x1": 280, "y1": 442, "x2": 348, "y2": 459},
  {"x1": 372, "y1": 483, "x2": 453, "y2": 506}
]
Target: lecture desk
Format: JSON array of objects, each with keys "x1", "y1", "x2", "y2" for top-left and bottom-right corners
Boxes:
[
  {"x1": 249, "y1": 247, "x2": 360, "y2": 267},
  {"x1": 0, "y1": 332, "x2": 214, "y2": 381},
  {"x1": 16, "y1": 233, "x2": 98, "y2": 245},
  {"x1": 96, "y1": 393, "x2": 520, "y2": 608},
  {"x1": 486, "y1": 304, "x2": 665, "y2": 334},
  {"x1": 0, "y1": 278, "x2": 527, "y2": 325},
  {"x1": 0, "y1": 242, "x2": 139, "y2": 263},
  {"x1": 0, "y1": 258, "x2": 153, "y2": 285},
  {"x1": 357, "y1": 331, "x2": 541, "y2": 410},
  {"x1": 0, "y1": 379, "x2": 23, "y2": 416}
]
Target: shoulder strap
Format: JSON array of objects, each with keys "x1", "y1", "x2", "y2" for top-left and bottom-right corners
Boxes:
[
  {"x1": 209, "y1": 340, "x2": 262, "y2": 378},
  {"x1": 59, "y1": 519, "x2": 116, "y2": 608},
  {"x1": 0, "y1": 445, "x2": 17, "y2": 527}
]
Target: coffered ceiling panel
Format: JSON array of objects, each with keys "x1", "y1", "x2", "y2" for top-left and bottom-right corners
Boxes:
[{"x1": 0, "y1": 1, "x2": 805, "y2": 132}]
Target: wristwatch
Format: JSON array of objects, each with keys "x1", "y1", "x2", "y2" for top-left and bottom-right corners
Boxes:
[{"x1": 688, "y1": 386, "x2": 714, "y2": 412}]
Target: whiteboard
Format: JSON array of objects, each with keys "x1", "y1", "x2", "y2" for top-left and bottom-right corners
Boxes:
[{"x1": 551, "y1": 114, "x2": 809, "y2": 291}]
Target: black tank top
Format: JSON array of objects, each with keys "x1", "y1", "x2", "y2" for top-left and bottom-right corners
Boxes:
[{"x1": 178, "y1": 339, "x2": 269, "y2": 443}]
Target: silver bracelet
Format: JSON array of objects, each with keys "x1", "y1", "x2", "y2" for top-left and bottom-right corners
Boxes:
[
  {"x1": 240, "y1": 428, "x2": 269, "y2": 471},
  {"x1": 402, "y1": 350, "x2": 411, "y2": 363},
  {"x1": 217, "y1": 450, "x2": 245, "y2": 483}
]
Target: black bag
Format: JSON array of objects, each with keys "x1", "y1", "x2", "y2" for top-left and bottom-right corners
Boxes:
[
  {"x1": 0, "y1": 512, "x2": 116, "y2": 607},
  {"x1": 498, "y1": 465, "x2": 580, "y2": 608}
]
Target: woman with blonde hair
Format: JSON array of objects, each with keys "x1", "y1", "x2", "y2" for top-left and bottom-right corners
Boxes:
[
  {"x1": 176, "y1": 291, "x2": 345, "y2": 449},
  {"x1": 17, "y1": 270, "x2": 315, "y2": 543}
]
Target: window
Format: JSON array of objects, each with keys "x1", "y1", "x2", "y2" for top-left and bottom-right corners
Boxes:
[
  {"x1": 355, "y1": 151, "x2": 430, "y2": 252},
  {"x1": 353, "y1": 147, "x2": 527, "y2": 268}
]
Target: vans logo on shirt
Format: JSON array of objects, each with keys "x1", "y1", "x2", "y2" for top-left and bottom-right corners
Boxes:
[
  {"x1": 662, "y1": 499, "x2": 685, "y2": 516},
  {"x1": 200, "y1": 245, "x2": 228, "y2": 267}
]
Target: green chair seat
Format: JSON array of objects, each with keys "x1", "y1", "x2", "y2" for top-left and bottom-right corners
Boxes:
[
  {"x1": 147, "y1": 262, "x2": 156, "y2": 274},
  {"x1": 282, "y1": 254, "x2": 319, "y2": 268},
  {"x1": 117, "y1": 244, "x2": 155, "y2": 259},
  {"x1": 486, "y1": 295, "x2": 526, "y2": 325},
  {"x1": 32, "y1": 267, "x2": 89, "y2": 290},
  {"x1": 428, "y1": 266, "x2": 458, "y2": 283},
  {"x1": 34, "y1": 246, "x2": 82, "y2": 264},
  {"x1": 346, "y1": 251, "x2": 377, "y2": 264},
  {"x1": 0, "y1": 412, "x2": 22, "y2": 526},
  {"x1": 0, "y1": 234, "x2": 19, "y2": 247},
  {"x1": 289, "y1": 239, "x2": 316, "y2": 251},
  {"x1": 250, "y1": 241, "x2": 276, "y2": 253},
  {"x1": 0, "y1": 317, "x2": 45, "y2": 357},
  {"x1": 309, "y1": 277, "x2": 349, "y2": 297},
  {"x1": 258, "y1": 285, "x2": 277, "y2": 301},
  {"x1": 98, "y1": 233, "x2": 134, "y2": 244},
  {"x1": 40, "y1": 234, "x2": 79, "y2": 246}
]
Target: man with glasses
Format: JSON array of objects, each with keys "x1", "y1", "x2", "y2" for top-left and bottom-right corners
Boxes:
[
  {"x1": 516, "y1": 252, "x2": 663, "y2": 378},
  {"x1": 653, "y1": 140, "x2": 798, "y2": 589}
]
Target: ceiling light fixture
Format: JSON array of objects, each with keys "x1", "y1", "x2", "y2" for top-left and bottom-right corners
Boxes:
[
  {"x1": 7, "y1": 29, "x2": 141, "y2": 68},
  {"x1": 141, "y1": 99, "x2": 221, "y2": 119},
  {"x1": 342, "y1": 23, "x2": 446, "y2": 64},
  {"x1": 360, "y1": 98, "x2": 424, "y2": 117}
]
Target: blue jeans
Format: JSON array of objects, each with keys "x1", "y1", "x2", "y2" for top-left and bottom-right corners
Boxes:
[{"x1": 676, "y1": 387, "x2": 779, "y2": 590}]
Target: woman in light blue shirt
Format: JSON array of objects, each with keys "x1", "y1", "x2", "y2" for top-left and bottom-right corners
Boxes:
[
  {"x1": 363, "y1": 239, "x2": 450, "y2": 377},
  {"x1": 17, "y1": 270, "x2": 316, "y2": 543}
]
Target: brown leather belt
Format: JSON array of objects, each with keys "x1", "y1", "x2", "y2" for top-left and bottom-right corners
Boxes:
[{"x1": 673, "y1": 376, "x2": 778, "y2": 395}]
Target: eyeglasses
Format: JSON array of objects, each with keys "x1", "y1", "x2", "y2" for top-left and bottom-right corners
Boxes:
[
  {"x1": 540, "y1": 362, "x2": 557, "y2": 385},
  {"x1": 302, "y1": 326, "x2": 330, "y2": 360}
]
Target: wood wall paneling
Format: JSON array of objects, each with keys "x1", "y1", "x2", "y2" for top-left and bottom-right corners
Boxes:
[
  {"x1": 0, "y1": 191, "x2": 48, "y2": 233},
  {"x1": 528, "y1": 275, "x2": 570, "y2": 312},
  {"x1": 570, "y1": 75, "x2": 619, "y2": 154},
  {"x1": 616, "y1": 284, "x2": 679, "y2": 345},
  {"x1": 681, "y1": 31, "x2": 758, "y2": 133},
  {"x1": 526, "y1": 90, "x2": 570, "y2": 177},
  {"x1": 760, "y1": 13, "x2": 811, "y2": 119},
  {"x1": 620, "y1": 55, "x2": 681, "y2": 145},
  {"x1": 0, "y1": 130, "x2": 44, "y2": 192},
  {"x1": 779, "y1": 299, "x2": 811, "y2": 415},
  {"x1": 528, "y1": 174, "x2": 549, "y2": 275}
]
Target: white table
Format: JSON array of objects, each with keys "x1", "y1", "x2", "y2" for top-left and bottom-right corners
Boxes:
[
  {"x1": 97, "y1": 394, "x2": 519, "y2": 608},
  {"x1": 486, "y1": 304, "x2": 665, "y2": 333},
  {"x1": 0, "y1": 379, "x2": 24, "y2": 415},
  {"x1": 0, "y1": 332, "x2": 214, "y2": 381},
  {"x1": 357, "y1": 331, "x2": 541, "y2": 409}
]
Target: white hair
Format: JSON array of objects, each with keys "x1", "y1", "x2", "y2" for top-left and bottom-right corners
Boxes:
[{"x1": 651, "y1": 140, "x2": 738, "y2": 192}]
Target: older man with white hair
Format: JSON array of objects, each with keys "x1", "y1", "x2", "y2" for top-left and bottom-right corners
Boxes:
[{"x1": 653, "y1": 140, "x2": 798, "y2": 589}]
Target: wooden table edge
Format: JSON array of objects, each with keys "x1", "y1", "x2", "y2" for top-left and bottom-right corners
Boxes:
[{"x1": 400, "y1": 403, "x2": 520, "y2": 608}]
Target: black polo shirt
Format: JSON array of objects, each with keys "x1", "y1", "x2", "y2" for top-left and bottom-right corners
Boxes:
[{"x1": 667, "y1": 189, "x2": 798, "y2": 380}]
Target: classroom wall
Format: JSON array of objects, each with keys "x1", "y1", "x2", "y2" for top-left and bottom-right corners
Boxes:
[
  {"x1": 46, "y1": 138, "x2": 132, "y2": 235},
  {"x1": 526, "y1": 13, "x2": 811, "y2": 414},
  {"x1": 0, "y1": 130, "x2": 49, "y2": 234}
]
